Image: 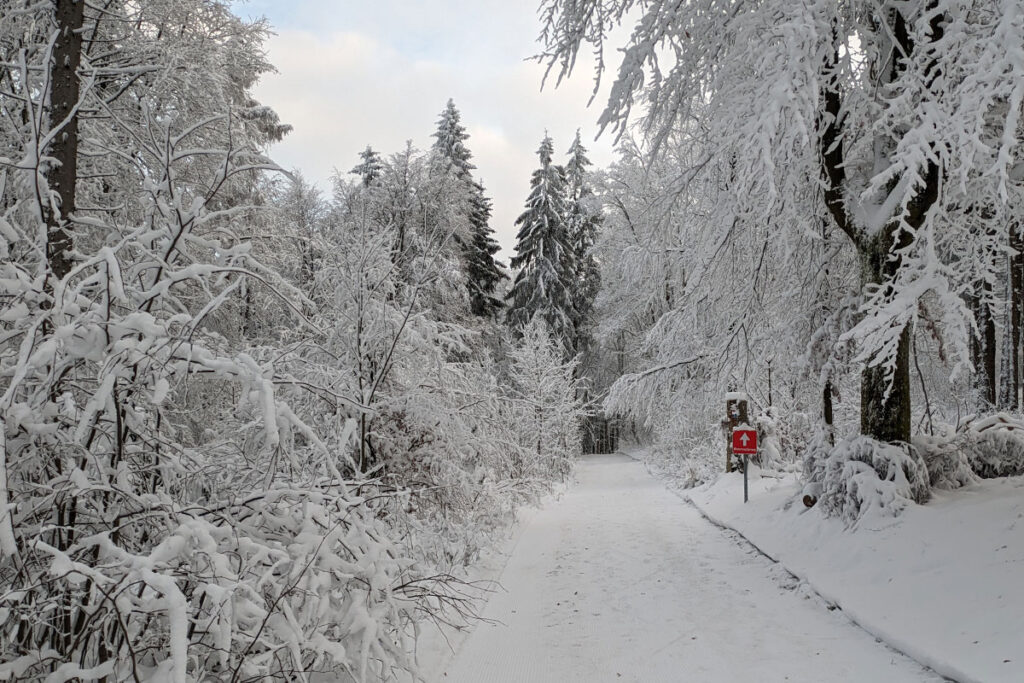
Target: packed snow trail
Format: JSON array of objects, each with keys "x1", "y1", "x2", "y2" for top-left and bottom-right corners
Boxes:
[{"x1": 438, "y1": 454, "x2": 943, "y2": 683}]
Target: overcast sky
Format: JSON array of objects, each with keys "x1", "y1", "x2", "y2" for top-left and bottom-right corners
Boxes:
[{"x1": 230, "y1": 0, "x2": 619, "y2": 260}]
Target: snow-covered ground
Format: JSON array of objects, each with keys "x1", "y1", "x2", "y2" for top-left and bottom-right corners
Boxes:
[
  {"x1": 433, "y1": 454, "x2": 943, "y2": 682},
  {"x1": 687, "y1": 465, "x2": 1024, "y2": 683}
]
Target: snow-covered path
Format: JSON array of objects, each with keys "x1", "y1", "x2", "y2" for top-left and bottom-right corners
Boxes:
[{"x1": 438, "y1": 454, "x2": 943, "y2": 683}]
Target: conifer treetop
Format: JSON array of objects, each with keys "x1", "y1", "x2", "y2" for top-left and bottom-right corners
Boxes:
[
  {"x1": 506, "y1": 132, "x2": 577, "y2": 348},
  {"x1": 352, "y1": 144, "x2": 384, "y2": 186},
  {"x1": 432, "y1": 98, "x2": 475, "y2": 178}
]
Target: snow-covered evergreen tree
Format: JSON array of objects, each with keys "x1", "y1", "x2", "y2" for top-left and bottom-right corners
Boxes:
[
  {"x1": 506, "y1": 134, "x2": 577, "y2": 347},
  {"x1": 564, "y1": 130, "x2": 603, "y2": 355},
  {"x1": 431, "y1": 98, "x2": 475, "y2": 179},
  {"x1": 352, "y1": 144, "x2": 384, "y2": 186},
  {"x1": 467, "y1": 181, "x2": 508, "y2": 316},
  {"x1": 430, "y1": 99, "x2": 507, "y2": 317}
]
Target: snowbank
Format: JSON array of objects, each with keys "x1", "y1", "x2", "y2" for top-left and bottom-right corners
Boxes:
[{"x1": 686, "y1": 469, "x2": 1024, "y2": 683}]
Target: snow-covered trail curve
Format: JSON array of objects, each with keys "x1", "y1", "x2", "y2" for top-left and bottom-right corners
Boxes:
[{"x1": 437, "y1": 454, "x2": 943, "y2": 683}]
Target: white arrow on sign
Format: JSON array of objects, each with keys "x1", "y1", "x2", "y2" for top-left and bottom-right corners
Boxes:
[{"x1": 740, "y1": 433, "x2": 750, "y2": 446}]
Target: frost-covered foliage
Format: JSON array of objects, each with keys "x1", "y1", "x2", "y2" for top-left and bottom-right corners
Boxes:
[
  {"x1": 952, "y1": 416, "x2": 1024, "y2": 479},
  {"x1": 755, "y1": 408, "x2": 784, "y2": 472},
  {"x1": 0, "y1": 3, "x2": 584, "y2": 681},
  {"x1": 506, "y1": 319, "x2": 587, "y2": 479},
  {"x1": 912, "y1": 426, "x2": 979, "y2": 490},
  {"x1": 815, "y1": 437, "x2": 931, "y2": 524},
  {"x1": 593, "y1": 134, "x2": 845, "y2": 485},
  {"x1": 643, "y1": 419, "x2": 722, "y2": 490},
  {"x1": 539, "y1": 0, "x2": 1024, "y2": 457},
  {"x1": 0, "y1": 112, "x2": 416, "y2": 682},
  {"x1": 905, "y1": 417, "x2": 1024, "y2": 488}
]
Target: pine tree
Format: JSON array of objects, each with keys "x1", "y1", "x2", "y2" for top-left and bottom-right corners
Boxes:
[
  {"x1": 564, "y1": 130, "x2": 602, "y2": 354},
  {"x1": 430, "y1": 99, "x2": 506, "y2": 317},
  {"x1": 351, "y1": 145, "x2": 384, "y2": 186},
  {"x1": 506, "y1": 134, "x2": 576, "y2": 348}
]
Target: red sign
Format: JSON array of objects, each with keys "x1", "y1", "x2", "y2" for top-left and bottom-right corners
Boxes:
[{"x1": 733, "y1": 428, "x2": 758, "y2": 455}]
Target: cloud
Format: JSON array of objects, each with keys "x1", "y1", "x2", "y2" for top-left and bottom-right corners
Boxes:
[{"x1": 248, "y1": 12, "x2": 618, "y2": 260}]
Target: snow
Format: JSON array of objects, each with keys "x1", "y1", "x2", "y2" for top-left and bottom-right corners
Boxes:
[
  {"x1": 724, "y1": 391, "x2": 748, "y2": 402},
  {"x1": 435, "y1": 454, "x2": 941, "y2": 682},
  {"x1": 688, "y1": 467, "x2": 1024, "y2": 683}
]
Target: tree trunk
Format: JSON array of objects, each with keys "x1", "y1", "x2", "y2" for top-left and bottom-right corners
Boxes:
[
  {"x1": 1010, "y1": 224, "x2": 1023, "y2": 409},
  {"x1": 823, "y1": 379, "x2": 835, "y2": 447},
  {"x1": 859, "y1": 229, "x2": 912, "y2": 444},
  {"x1": 817, "y1": 8, "x2": 942, "y2": 445},
  {"x1": 978, "y1": 278, "x2": 997, "y2": 408},
  {"x1": 46, "y1": 0, "x2": 86, "y2": 282}
]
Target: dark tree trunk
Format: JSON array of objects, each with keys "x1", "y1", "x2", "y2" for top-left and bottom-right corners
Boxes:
[
  {"x1": 1009, "y1": 224, "x2": 1023, "y2": 409},
  {"x1": 970, "y1": 274, "x2": 997, "y2": 408},
  {"x1": 980, "y1": 279, "x2": 997, "y2": 407},
  {"x1": 823, "y1": 379, "x2": 835, "y2": 447},
  {"x1": 858, "y1": 229, "x2": 913, "y2": 444},
  {"x1": 46, "y1": 0, "x2": 86, "y2": 282}
]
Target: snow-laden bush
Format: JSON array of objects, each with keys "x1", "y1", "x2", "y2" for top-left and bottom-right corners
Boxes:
[
  {"x1": 1, "y1": 485, "x2": 471, "y2": 683},
  {"x1": 800, "y1": 427, "x2": 832, "y2": 504},
  {"x1": 0, "y1": 109, "x2": 527, "y2": 682},
  {"x1": 912, "y1": 425, "x2": 978, "y2": 490},
  {"x1": 817, "y1": 436, "x2": 931, "y2": 524},
  {"x1": 647, "y1": 437, "x2": 721, "y2": 489},
  {"x1": 754, "y1": 410, "x2": 781, "y2": 470},
  {"x1": 506, "y1": 318, "x2": 586, "y2": 481},
  {"x1": 958, "y1": 415, "x2": 1024, "y2": 478},
  {"x1": 371, "y1": 356, "x2": 554, "y2": 569},
  {"x1": 639, "y1": 394, "x2": 722, "y2": 489}
]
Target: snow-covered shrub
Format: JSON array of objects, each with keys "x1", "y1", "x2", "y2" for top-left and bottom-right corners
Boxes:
[
  {"x1": 372, "y1": 355, "x2": 547, "y2": 569},
  {"x1": 800, "y1": 426, "x2": 833, "y2": 502},
  {"x1": 912, "y1": 425, "x2": 978, "y2": 490},
  {"x1": 3, "y1": 485, "x2": 468, "y2": 683},
  {"x1": 774, "y1": 409, "x2": 818, "y2": 464},
  {"x1": 646, "y1": 433, "x2": 721, "y2": 489},
  {"x1": 636, "y1": 391, "x2": 722, "y2": 488},
  {"x1": 958, "y1": 416, "x2": 1024, "y2": 478},
  {"x1": 506, "y1": 318, "x2": 586, "y2": 480},
  {"x1": 818, "y1": 436, "x2": 931, "y2": 524},
  {"x1": 755, "y1": 407, "x2": 783, "y2": 470},
  {"x1": 0, "y1": 106, "x2": 488, "y2": 683}
]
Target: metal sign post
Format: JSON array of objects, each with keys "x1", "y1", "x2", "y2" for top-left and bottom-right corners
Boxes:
[{"x1": 732, "y1": 427, "x2": 758, "y2": 504}]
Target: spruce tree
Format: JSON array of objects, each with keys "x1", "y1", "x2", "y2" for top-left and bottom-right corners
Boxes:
[
  {"x1": 431, "y1": 98, "x2": 475, "y2": 179},
  {"x1": 506, "y1": 134, "x2": 576, "y2": 348},
  {"x1": 430, "y1": 99, "x2": 506, "y2": 317},
  {"x1": 466, "y1": 181, "x2": 508, "y2": 316},
  {"x1": 351, "y1": 145, "x2": 384, "y2": 186},
  {"x1": 564, "y1": 130, "x2": 602, "y2": 354}
]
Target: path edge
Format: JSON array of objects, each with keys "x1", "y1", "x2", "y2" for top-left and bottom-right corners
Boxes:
[{"x1": 620, "y1": 450, "x2": 970, "y2": 683}]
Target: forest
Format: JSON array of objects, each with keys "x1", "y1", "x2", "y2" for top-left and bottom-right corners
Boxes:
[{"x1": 2, "y1": 0, "x2": 1024, "y2": 681}]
